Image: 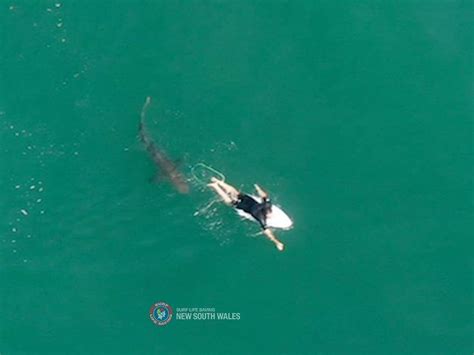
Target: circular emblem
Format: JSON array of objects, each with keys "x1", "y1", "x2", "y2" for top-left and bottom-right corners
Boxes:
[{"x1": 149, "y1": 302, "x2": 173, "y2": 326}]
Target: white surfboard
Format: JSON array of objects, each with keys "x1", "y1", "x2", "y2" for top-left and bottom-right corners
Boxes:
[{"x1": 236, "y1": 195, "x2": 293, "y2": 230}]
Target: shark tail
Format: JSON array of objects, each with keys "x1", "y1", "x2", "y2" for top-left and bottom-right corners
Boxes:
[
  {"x1": 140, "y1": 96, "x2": 152, "y2": 124},
  {"x1": 139, "y1": 96, "x2": 152, "y2": 144}
]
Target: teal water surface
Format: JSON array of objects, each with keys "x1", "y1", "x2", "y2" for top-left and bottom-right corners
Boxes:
[{"x1": 0, "y1": 1, "x2": 472, "y2": 354}]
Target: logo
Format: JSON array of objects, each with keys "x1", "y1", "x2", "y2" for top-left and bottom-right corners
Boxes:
[{"x1": 149, "y1": 302, "x2": 173, "y2": 326}]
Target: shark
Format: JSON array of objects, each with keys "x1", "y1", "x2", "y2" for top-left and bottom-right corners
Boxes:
[{"x1": 138, "y1": 97, "x2": 189, "y2": 194}]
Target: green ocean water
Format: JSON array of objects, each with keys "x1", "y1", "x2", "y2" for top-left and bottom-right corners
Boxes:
[{"x1": 0, "y1": 1, "x2": 472, "y2": 354}]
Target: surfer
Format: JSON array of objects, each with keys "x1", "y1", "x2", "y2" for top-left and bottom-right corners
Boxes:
[{"x1": 207, "y1": 177, "x2": 285, "y2": 251}]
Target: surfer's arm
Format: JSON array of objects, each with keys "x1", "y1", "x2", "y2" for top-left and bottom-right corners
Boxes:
[
  {"x1": 263, "y1": 228, "x2": 284, "y2": 251},
  {"x1": 254, "y1": 184, "x2": 268, "y2": 199}
]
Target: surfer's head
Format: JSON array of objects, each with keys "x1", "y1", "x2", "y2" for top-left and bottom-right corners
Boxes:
[{"x1": 262, "y1": 198, "x2": 272, "y2": 214}]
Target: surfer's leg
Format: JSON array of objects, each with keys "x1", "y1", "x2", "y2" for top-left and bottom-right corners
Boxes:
[
  {"x1": 211, "y1": 178, "x2": 240, "y2": 198},
  {"x1": 208, "y1": 182, "x2": 234, "y2": 205},
  {"x1": 263, "y1": 229, "x2": 284, "y2": 251}
]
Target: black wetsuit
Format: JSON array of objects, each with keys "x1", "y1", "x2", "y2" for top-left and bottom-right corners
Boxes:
[{"x1": 233, "y1": 193, "x2": 272, "y2": 230}]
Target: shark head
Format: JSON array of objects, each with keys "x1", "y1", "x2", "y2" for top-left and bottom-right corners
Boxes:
[
  {"x1": 167, "y1": 169, "x2": 190, "y2": 194},
  {"x1": 175, "y1": 178, "x2": 190, "y2": 194}
]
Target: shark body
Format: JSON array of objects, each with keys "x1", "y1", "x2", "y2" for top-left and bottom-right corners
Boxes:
[{"x1": 139, "y1": 97, "x2": 189, "y2": 194}]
